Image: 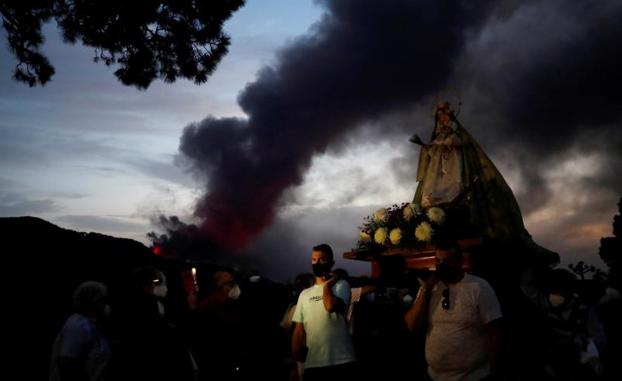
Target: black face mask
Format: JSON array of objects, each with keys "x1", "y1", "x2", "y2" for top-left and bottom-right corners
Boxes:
[
  {"x1": 312, "y1": 262, "x2": 331, "y2": 278},
  {"x1": 435, "y1": 263, "x2": 461, "y2": 282}
]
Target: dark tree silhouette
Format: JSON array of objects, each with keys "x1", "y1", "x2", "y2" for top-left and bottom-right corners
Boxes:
[
  {"x1": 568, "y1": 261, "x2": 596, "y2": 281},
  {"x1": 0, "y1": 0, "x2": 245, "y2": 88},
  {"x1": 599, "y1": 197, "x2": 622, "y2": 264},
  {"x1": 614, "y1": 197, "x2": 622, "y2": 238},
  {"x1": 599, "y1": 196, "x2": 622, "y2": 289}
]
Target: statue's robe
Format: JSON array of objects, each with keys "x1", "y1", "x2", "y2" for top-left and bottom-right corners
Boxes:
[{"x1": 414, "y1": 118, "x2": 553, "y2": 261}]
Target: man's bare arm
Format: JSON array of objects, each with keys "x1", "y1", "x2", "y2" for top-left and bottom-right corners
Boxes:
[
  {"x1": 405, "y1": 287, "x2": 432, "y2": 332},
  {"x1": 291, "y1": 322, "x2": 307, "y2": 363},
  {"x1": 322, "y1": 281, "x2": 347, "y2": 313}
]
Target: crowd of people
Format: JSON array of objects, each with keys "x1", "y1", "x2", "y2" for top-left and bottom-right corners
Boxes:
[{"x1": 49, "y1": 242, "x2": 622, "y2": 381}]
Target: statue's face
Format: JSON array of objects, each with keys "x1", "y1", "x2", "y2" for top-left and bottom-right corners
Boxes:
[{"x1": 438, "y1": 111, "x2": 451, "y2": 127}]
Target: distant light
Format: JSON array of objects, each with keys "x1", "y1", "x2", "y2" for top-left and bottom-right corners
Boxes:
[
  {"x1": 191, "y1": 267, "x2": 199, "y2": 292},
  {"x1": 153, "y1": 245, "x2": 162, "y2": 256}
]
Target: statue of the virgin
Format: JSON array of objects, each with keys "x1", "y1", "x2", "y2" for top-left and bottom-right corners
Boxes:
[{"x1": 412, "y1": 101, "x2": 533, "y2": 245}]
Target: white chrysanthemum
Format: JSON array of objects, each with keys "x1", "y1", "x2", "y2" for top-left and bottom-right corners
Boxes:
[
  {"x1": 360, "y1": 231, "x2": 371, "y2": 243},
  {"x1": 426, "y1": 207, "x2": 446, "y2": 225},
  {"x1": 389, "y1": 228, "x2": 402, "y2": 245},
  {"x1": 415, "y1": 222, "x2": 434, "y2": 242},
  {"x1": 374, "y1": 227, "x2": 388, "y2": 244},
  {"x1": 373, "y1": 208, "x2": 387, "y2": 222},
  {"x1": 403, "y1": 205, "x2": 414, "y2": 221}
]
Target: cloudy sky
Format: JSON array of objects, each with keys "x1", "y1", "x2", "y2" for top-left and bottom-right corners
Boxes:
[{"x1": 1, "y1": 0, "x2": 620, "y2": 280}]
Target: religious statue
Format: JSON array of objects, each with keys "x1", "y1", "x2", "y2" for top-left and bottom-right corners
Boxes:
[
  {"x1": 412, "y1": 101, "x2": 464, "y2": 207},
  {"x1": 411, "y1": 101, "x2": 532, "y2": 244}
]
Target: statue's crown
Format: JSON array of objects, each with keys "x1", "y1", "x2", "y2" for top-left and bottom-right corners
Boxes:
[{"x1": 436, "y1": 101, "x2": 452, "y2": 111}]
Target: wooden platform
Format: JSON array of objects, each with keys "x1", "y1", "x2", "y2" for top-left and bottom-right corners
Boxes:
[{"x1": 344, "y1": 237, "x2": 482, "y2": 276}]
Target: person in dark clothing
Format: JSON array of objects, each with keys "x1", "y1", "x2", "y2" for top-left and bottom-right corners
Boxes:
[
  {"x1": 49, "y1": 281, "x2": 111, "y2": 381},
  {"x1": 190, "y1": 269, "x2": 244, "y2": 381},
  {"x1": 114, "y1": 266, "x2": 196, "y2": 381}
]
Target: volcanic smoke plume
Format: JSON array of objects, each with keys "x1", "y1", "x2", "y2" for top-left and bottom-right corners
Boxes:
[
  {"x1": 171, "y1": 0, "x2": 622, "y2": 258},
  {"x1": 178, "y1": 0, "x2": 497, "y2": 249}
]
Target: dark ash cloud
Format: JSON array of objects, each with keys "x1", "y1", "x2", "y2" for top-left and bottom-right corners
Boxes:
[
  {"x1": 179, "y1": 0, "x2": 498, "y2": 249},
  {"x1": 449, "y1": 0, "x2": 622, "y2": 214},
  {"x1": 163, "y1": 0, "x2": 622, "y2": 273}
]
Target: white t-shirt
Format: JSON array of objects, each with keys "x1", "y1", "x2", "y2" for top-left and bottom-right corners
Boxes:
[
  {"x1": 292, "y1": 280, "x2": 356, "y2": 369},
  {"x1": 49, "y1": 314, "x2": 111, "y2": 381},
  {"x1": 425, "y1": 274, "x2": 502, "y2": 381}
]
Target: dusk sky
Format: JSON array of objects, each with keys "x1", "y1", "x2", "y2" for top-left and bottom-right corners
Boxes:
[{"x1": 1, "y1": 0, "x2": 620, "y2": 280}]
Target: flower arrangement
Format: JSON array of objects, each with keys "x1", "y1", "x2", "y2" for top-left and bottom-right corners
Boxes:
[
  {"x1": 389, "y1": 228, "x2": 402, "y2": 245},
  {"x1": 427, "y1": 207, "x2": 446, "y2": 224},
  {"x1": 374, "y1": 227, "x2": 388, "y2": 244},
  {"x1": 415, "y1": 221, "x2": 433, "y2": 242},
  {"x1": 357, "y1": 202, "x2": 447, "y2": 251}
]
